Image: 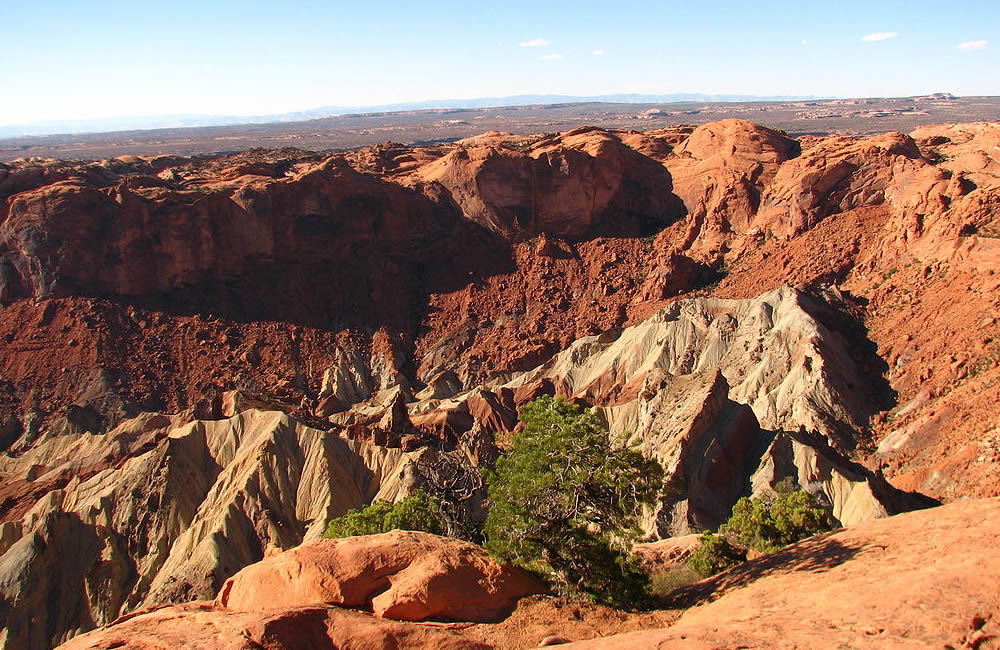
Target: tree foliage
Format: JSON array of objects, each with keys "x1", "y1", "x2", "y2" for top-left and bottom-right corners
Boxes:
[
  {"x1": 323, "y1": 489, "x2": 444, "y2": 539},
  {"x1": 688, "y1": 480, "x2": 832, "y2": 577},
  {"x1": 483, "y1": 396, "x2": 663, "y2": 606},
  {"x1": 720, "y1": 483, "x2": 830, "y2": 554},
  {"x1": 687, "y1": 533, "x2": 746, "y2": 578}
]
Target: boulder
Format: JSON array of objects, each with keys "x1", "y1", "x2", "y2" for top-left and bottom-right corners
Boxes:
[{"x1": 215, "y1": 530, "x2": 544, "y2": 622}]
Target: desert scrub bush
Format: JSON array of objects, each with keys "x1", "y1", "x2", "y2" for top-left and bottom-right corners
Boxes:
[
  {"x1": 720, "y1": 482, "x2": 831, "y2": 553},
  {"x1": 323, "y1": 489, "x2": 444, "y2": 538},
  {"x1": 687, "y1": 533, "x2": 747, "y2": 578},
  {"x1": 484, "y1": 395, "x2": 664, "y2": 607},
  {"x1": 648, "y1": 564, "x2": 704, "y2": 597},
  {"x1": 687, "y1": 480, "x2": 832, "y2": 577}
]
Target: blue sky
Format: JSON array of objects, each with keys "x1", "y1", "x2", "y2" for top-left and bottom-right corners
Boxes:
[{"x1": 2, "y1": 0, "x2": 997, "y2": 126}]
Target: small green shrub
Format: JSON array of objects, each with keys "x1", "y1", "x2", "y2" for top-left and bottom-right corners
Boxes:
[
  {"x1": 323, "y1": 489, "x2": 444, "y2": 539},
  {"x1": 687, "y1": 533, "x2": 746, "y2": 578},
  {"x1": 720, "y1": 486, "x2": 830, "y2": 554},
  {"x1": 686, "y1": 483, "x2": 831, "y2": 577}
]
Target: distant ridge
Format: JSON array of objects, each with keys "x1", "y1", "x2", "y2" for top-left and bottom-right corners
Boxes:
[{"x1": 0, "y1": 93, "x2": 827, "y2": 138}]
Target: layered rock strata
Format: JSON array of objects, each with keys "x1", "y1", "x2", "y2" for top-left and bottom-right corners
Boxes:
[
  {"x1": 0, "y1": 410, "x2": 428, "y2": 649},
  {"x1": 2, "y1": 119, "x2": 1000, "y2": 647}
]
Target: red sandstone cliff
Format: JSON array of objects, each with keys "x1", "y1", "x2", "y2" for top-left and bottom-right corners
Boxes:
[{"x1": 2, "y1": 119, "x2": 1000, "y2": 648}]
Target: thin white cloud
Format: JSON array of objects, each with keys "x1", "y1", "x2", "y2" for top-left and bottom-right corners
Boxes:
[
  {"x1": 957, "y1": 40, "x2": 988, "y2": 51},
  {"x1": 592, "y1": 49, "x2": 605, "y2": 56},
  {"x1": 801, "y1": 39, "x2": 808, "y2": 46},
  {"x1": 540, "y1": 53, "x2": 563, "y2": 61},
  {"x1": 862, "y1": 32, "x2": 899, "y2": 42},
  {"x1": 519, "y1": 38, "x2": 551, "y2": 48}
]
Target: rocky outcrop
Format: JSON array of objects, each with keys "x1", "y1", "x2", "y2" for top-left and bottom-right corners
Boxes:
[
  {"x1": 403, "y1": 286, "x2": 921, "y2": 536},
  {"x1": 0, "y1": 151, "x2": 510, "y2": 346},
  {"x1": 596, "y1": 366, "x2": 917, "y2": 534},
  {"x1": 0, "y1": 410, "x2": 434, "y2": 650},
  {"x1": 602, "y1": 370, "x2": 769, "y2": 535},
  {"x1": 410, "y1": 127, "x2": 685, "y2": 240},
  {"x1": 315, "y1": 333, "x2": 413, "y2": 419},
  {"x1": 55, "y1": 602, "x2": 491, "y2": 650},
  {"x1": 663, "y1": 119, "x2": 800, "y2": 261},
  {"x1": 880, "y1": 122, "x2": 1000, "y2": 268},
  {"x1": 560, "y1": 497, "x2": 1000, "y2": 649},
  {"x1": 512, "y1": 286, "x2": 880, "y2": 447},
  {"x1": 635, "y1": 251, "x2": 716, "y2": 302},
  {"x1": 749, "y1": 429, "x2": 925, "y2": 525},
  {"x1": 753, "y1": 131, "x2": 924, "y2": 239},
  {"x1": 216, "y1": 530, "x2": 544, "y2": 622}
]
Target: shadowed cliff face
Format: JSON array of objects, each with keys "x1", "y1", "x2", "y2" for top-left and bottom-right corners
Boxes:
[
  {"x1": 0, "y1": 130, "x2": 687, "y2": 316},
  {"x1": 410, "y1": 126, "x2": 686, "y2": 240},
  {"x1": 0, "y1": 156, "x2": 506, "y2": 330}
]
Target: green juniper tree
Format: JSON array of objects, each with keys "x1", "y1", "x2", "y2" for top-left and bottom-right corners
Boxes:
[
  {"x1": 484, "y1": 396, "x2": 663, "y2": 606},
  {"x1": 720, "y1": 483, "x2": 830, "y2": 554}
]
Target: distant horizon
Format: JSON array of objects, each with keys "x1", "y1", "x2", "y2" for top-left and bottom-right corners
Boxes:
[
  {"x1": 0, "y1": 91, "x2": 972, "y2": 139},
  {"x1": 2, "y1": 92, "x2": 834, "y2": 137}
]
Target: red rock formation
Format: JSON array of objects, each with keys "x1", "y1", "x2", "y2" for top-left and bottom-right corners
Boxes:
[
  {"x1": 0, "y1": 154, "x2": 494, "y2": 330},
  {"x1": 2, "y1": 122, "x2": 998, "y2": 492},
  {"x1": 215, "y1": 530, "x2": 544, "y2": 622},
  {"x1": 753, "y1": 131, "x2": 923, "y2": 238},
  {"x1": 635, "y1": 251, "x2": 715, "y2": 302},
  {"x1": 408, "y1": 126, "x2": 685, "y2": 241},
  {"x1": 56, "y1": 602, "x2": 491, "y2": 650},
  {"x1": 663, "y1": 119, "x2": 799, "y2": 261},
  {"x1": 3, "y1": 119, "x2": 1000, "y2": 649},
  {"x1": 560, "y1": 497, "x2": 1000, "y2": 649}
]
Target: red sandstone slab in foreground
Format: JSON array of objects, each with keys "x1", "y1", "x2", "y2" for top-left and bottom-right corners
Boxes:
[{"x1": 558, "y1": 497, "x2": 1000, "y2": 649}]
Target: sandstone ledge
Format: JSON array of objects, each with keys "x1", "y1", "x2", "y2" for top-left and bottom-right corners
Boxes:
[{"x1": 559, "y1": 497, "x2": 1000, "y2": 649}]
